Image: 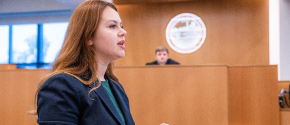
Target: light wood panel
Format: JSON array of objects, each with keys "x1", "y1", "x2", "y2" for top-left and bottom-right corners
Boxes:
[
  {"x1": 114, "y1": 0, "x2": 269, "y2": 66},
  {"x1": 114, "y1": 65, "x2": 229, "y2": 125},
  {"x1": 0, "y1": 64, "x2": 16, "y2": 70},
  {"x1": 0, "y1": 65, "x2": 278, "y2": 124},
  {"x1": 228, "y1": 65, "x2": 279, "y2": 125},
  {"x1": 0, "y1": 69, "x2": 50, "y2": 125},
  {"x1": 279, "y1": 81, "x2": 290, "y2": 92},
  {"x1": 281, "y1": 110, "x2": 290, "y2": 125}
]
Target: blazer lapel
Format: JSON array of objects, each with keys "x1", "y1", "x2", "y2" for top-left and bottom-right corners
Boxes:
[
  {"x1": 88, "y1": 83, "x2": 123, "y2": 125},
  {"x1": 107, "y1": 78, "x2": 134, "y2": 124}
]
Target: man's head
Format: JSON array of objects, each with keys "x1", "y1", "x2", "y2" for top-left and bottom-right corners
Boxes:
[{"x1": 155, "y1": 46, "x2": 169, "y2": 65}]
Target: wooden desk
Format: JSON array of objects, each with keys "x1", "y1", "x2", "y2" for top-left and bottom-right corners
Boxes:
[
  {"x1": 114, "y1": 65, "x2": 279, "y2": 125},
  {"x1": 115, "y1": 65, "x2": 229, "y2": 124},
  {"x1": 0, "y1": 65, "x2": 279, "y2": 125}
]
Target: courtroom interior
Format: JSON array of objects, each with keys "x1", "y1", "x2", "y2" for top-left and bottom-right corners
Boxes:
[{"x1": 0, "y1": 0, "x2": 290, "y2": 124}]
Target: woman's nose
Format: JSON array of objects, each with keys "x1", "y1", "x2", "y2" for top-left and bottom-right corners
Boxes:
[{"x1": 119, "y1": 28, "x2": 127, "y2": 37}]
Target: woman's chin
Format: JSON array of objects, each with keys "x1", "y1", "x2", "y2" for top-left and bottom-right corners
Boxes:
[{"x1": 117, "y1": 53, "x2": 126, "y2": 59}]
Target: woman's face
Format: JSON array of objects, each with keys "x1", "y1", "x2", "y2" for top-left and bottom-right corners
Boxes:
[{"x1": 89, "y1": 6, "x2": 127, "y2": 63}]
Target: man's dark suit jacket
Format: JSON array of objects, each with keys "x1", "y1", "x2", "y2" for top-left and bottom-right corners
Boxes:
[
  {"x1": 146, "y1": 58, "x2": 180, "y2": 65},
  {"x1": 37, "y1": 73, "x2": 135, "y2": 125}
]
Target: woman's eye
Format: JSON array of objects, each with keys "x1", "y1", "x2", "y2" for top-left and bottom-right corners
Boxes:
[{"x1": 109, "y1": 25, "x2": 116, "y2": 28}]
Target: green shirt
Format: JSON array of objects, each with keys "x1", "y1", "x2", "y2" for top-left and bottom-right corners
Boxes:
[{"x1": 101, "y1": 80, "x2": 126, "y2": 124}]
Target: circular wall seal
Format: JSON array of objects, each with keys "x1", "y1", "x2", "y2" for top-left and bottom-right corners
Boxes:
[{"x1": 166, "y1": 13, "x2": 206, "y2": 54}]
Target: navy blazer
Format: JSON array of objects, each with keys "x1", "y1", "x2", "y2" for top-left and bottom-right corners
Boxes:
[{"x1": 37, "y1": 73, "x2": 135, "y2": 125}]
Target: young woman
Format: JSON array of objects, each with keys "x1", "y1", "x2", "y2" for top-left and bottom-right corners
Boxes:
[{"x1": 31, "y1": 0, "x2": 135, "y2": 124}]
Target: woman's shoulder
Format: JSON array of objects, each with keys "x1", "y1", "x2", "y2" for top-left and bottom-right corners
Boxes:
[
  {"x1": 49, "y1": 72, "x2": 75, "y2": 78},
  {"x1": 48, "y1": 72, "x2": 84, "y2": 81},
  {"x1": 41, "y1": 73, "x2": 84, "y2": 90}
]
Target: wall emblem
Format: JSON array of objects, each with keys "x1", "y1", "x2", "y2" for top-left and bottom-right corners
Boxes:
[{"x1": 166, "y1": 13, "x2": 206, "y2": 54}]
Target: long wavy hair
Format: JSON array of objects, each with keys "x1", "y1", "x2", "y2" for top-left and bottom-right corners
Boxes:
[{"x1": 29, "y1": 0, "x2": 119, "y2": 115}]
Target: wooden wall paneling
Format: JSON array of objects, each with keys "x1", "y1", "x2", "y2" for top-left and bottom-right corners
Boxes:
[
  {"x1": 115, "y1": 0, "x2": 269, "y2": 66},
  {"x1": 279, "y1": 81, "x2": 290, "y2": 92},
  {"x1": 0, "y1": 69, "x2": 50, "y2": 125},
  {"x1": 228, "y1": 65, "x2": 279, "y2": 125},
  {"x1": 280, "y1": 110, "x2": 290, "y2": 125},
  {"x1": 114, "y1": 66, "x2": 229, "y2": 125},
  {"x1": 0, "y1": 64, "x2": 16, "y2": 70}
]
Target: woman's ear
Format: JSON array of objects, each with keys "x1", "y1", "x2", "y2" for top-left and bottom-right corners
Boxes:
[{"x1": 88, "y1": 40, "x2": 94, "y2": 46}]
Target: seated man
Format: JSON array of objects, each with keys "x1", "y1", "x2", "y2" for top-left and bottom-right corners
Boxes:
[{"x1": 146, "y1": 46, "x2": 180, "y2": 65}]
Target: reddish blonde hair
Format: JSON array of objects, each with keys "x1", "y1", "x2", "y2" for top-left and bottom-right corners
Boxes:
[{"x1": 29, "y1": 0, "x2": 119, "y2": 115}]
